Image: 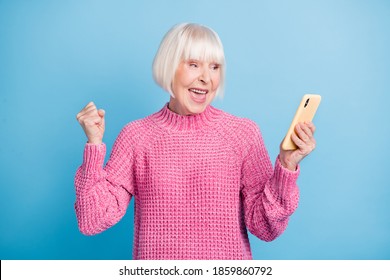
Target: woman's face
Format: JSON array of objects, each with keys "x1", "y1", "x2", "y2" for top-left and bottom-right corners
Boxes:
[{"x1": 169, "y1": 59, "x2": 221, "y2": 115}]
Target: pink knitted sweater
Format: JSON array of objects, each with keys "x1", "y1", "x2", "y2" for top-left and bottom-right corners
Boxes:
[{"x1": 74, "y1": 104, "x2": 300, "y2": 260}]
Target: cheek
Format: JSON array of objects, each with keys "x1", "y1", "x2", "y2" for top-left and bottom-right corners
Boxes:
[
  {"x1": 211, "y1": 74, "x2": 221, "y2": 90},
  {"x1": 176, "y1": 71, "x2": 198, "y2": 88}
]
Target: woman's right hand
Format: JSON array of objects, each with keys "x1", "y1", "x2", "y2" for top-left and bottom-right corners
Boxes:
[{"x1": 76, "y1": 102, "x2": 105, "y2": 144}]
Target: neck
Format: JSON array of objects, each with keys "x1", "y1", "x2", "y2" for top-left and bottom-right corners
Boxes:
[{"x1": 168, "y1": 97, "x2": 212, "y2": 116}]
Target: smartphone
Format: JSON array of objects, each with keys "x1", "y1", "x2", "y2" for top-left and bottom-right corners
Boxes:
[{"x1": 281, "y1": 94, "x2": 321, "y2": 150}]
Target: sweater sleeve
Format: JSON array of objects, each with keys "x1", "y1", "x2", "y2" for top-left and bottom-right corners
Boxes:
[
  {"x1": 74, "y1": 126, "x2": 134, "y2": 235},
  {"x1": 240, "y1": 121, "x2": 300, "y2": 242}
]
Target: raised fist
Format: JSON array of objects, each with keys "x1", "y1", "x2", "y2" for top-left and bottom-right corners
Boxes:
[{"x1": 76, "y1": 102, "x2": 105, "y2": 144}]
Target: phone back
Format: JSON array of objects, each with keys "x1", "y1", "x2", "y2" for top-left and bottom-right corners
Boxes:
[{"x1": 281, "y1": 94, "x2": 321, "y2": 150}]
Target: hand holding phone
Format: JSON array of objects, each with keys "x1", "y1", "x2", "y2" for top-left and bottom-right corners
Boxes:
[{"x1": 281, "y1": 94, "x2": 321, "y2": 150}]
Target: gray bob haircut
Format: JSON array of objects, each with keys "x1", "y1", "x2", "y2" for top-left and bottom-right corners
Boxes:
[{"x1": 152, "y1": 23, "x2": 225, "y2": 97}]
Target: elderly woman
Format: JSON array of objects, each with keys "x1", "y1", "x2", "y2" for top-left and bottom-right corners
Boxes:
[{"x1": 75, "y1": 23, "x2": 316, "y2": 260}]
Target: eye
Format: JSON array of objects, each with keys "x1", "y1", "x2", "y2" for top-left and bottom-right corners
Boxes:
[
  {"x1": 189, "y1": 61, "x2": 198, "y2": 68},
  {"x1": 211, "y1": 64, "x2": 220, "y2": 70}
]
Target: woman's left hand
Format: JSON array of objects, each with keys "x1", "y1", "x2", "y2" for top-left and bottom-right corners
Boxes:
[{"x1": 279, "y1": 121, "x2": 316, "y2": 171}]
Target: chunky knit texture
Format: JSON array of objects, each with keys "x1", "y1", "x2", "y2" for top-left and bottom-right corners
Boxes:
[{"x1": 74, "y1": 103, "x2": 300, "y2": 260}]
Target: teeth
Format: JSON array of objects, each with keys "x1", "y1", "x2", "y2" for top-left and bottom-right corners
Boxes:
[{"x1": 190, "y1": 88, "x2": 207, "y2": 94}]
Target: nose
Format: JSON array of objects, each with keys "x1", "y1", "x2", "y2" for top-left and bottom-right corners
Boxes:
[{"x1": 199, "y1": 67, "x2": 211, "y2": 84}]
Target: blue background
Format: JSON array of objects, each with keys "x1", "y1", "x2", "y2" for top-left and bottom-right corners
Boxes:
[{"x1": 1, "y1": 0, "x2": 389, "y2": 260}]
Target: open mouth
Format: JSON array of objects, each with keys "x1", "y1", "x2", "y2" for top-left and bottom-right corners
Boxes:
[
  {"x1": 188, "y1": 88, "x2": 208, "y2": 103},
  {"x1": 189, "y1": 88, "x2": 208, "y2": 95}
]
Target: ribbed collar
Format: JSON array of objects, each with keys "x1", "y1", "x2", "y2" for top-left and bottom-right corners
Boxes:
[{"x1": 152, "y1": 103, "x2": 223, "y2": 131}]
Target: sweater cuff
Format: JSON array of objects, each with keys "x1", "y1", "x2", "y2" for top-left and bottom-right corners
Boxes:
[
  {"x1": 82, "y1": 143, "x2": 106, "y2": 173},
  {"x1": 273, "y1": 156, "x2": 300, "y2": 198}
]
